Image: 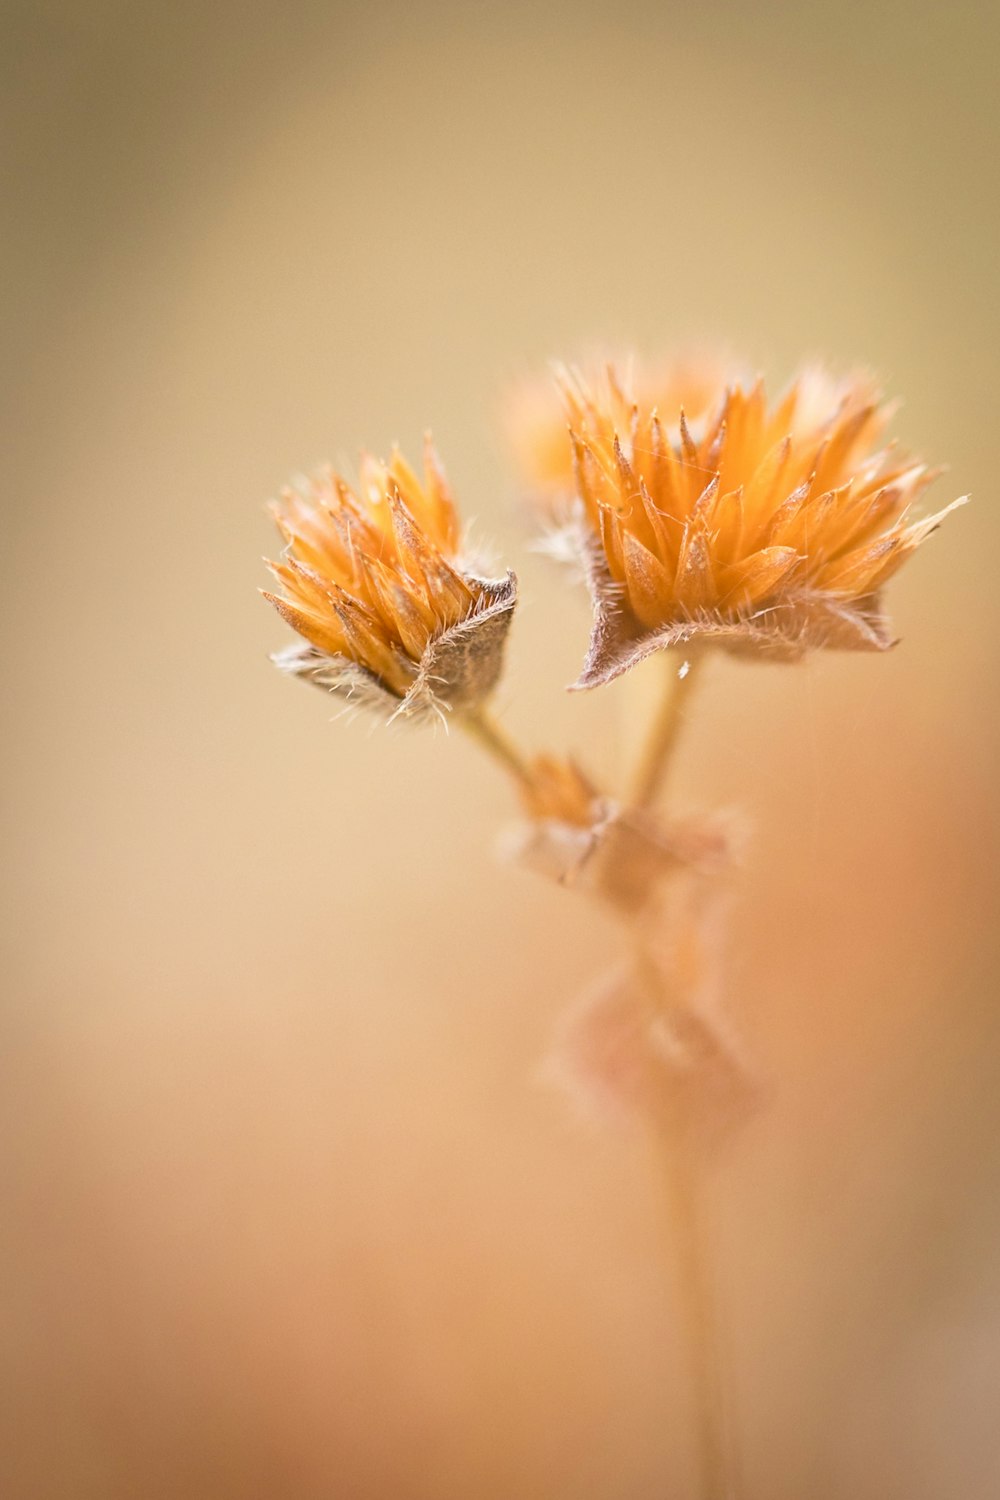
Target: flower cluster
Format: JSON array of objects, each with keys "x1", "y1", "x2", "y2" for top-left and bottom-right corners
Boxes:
[
  {"x1": 260, "y1": 354, "x2": 963, "y2": 1122},
  {"x1": 264, "y1": 358, "x2": 962, "y2": 714},
  {"x1": 257, "y1": 348, "x2": 967, "y2": 1500}
]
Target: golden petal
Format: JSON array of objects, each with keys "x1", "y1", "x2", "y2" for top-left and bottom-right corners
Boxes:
[
  {"x1": 422, "y1": 555, "x2": 474, "y2": 623},
  {"x1": 813, "y1": 403, "x2": 886, "y2": 492},
  {"x1": 647, "y1": 412, "x2": 682, "y2": 516},
  {"x1": 622, "y1": 530, "x2": 673, "y2": 629},
  {"x1": 705, "y1": 417, "x2": 727, "y2": 475},
  {"x1": 710, "y1": 486, "x2": 744, "y2": 566},
  {"x1": 702, "y1": 387, "x2": 732, "y2": 463},
  {"x1": 387, "y1": 446, "x2": 424, "y2": 507},
  {"x1": 731, "y1": 377, "x2": 765, "y2": 479},
  {"x1": 637, "y1": 474, "x2": 679, "y2": 571},
  {"x1": 763, "y1": 480, "x2": 814, "y2": 548},
  {"x1": 817, "y1": 482, "x2": 910, "y2": 562},
  {"x1": 384, "y1": 583, "x2": 433, "y2": 661},
  {"x1": 745, "y1": 435, "x2": 791, "y2": 517},
  {"x1": 613, "y1": 436, "x2": 658, "y2": 553},
  {"x1": 740, "y1": 473, "x2": 806, "y2": 553},
  {"x1": 692, "y1": 474, "x2": 720, "y2": 520},
  {"x1": 379, "y1": 562, "x2": 416, "y2": 631},
  {"x1": 570, "y1": 429, "x2": 616, "y2": 520},
  {"x1": 267, "y1": 557, "x2": 346, "y2": 621},
  {"x1": 721, "y1": 546, "x2": 801, "y2": 611},
  {"x1": 356, "y1": 551, "x2": 433, "y2": 634},
  {"x1": 816, "y1": 533, "x2": 902, "y2": 595},
  {"x1": 333, "y1": 600, "x2": 412, "y2": 694},
  {"x1": 862, "y1": 496, "x2": 968, "y2": 590},
  {"x1": 598, "y1": 503, "x2": 626, "y2": 583},
  {"x1": 387, "y1": 490, "x2": 444, "y2": 586},
  {"x1": 261, "y1": 590, "x2": 349, "y2": 659},
  {"x1": 678, "y1": 409, "x2": 699, "y2": 470},
  {"x1": 673, "y1": 518, "x2": 715, "y2": 610}
]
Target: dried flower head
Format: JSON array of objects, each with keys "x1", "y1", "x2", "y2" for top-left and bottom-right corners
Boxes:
[
  {"x1": 508, "y1": 353, "x2": 731, "y2": 503},
  {"x1": 262, "y1": 436, "x2": 517, "y2": 721},
  {"x1": 545, "y1": 881, "x2": 755, "y2": 1141},
  {"x1": 546, "y1": 365, "x2": 965, "y2": 687}
]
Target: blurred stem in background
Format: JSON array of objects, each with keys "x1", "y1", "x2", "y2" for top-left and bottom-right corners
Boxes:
[
  {"x1": 629, "y1": 650, "x2": 703, "y2": 811},
  {"x1": 634, "y1": 654, "x2": 733, "y2": 1500},
  {"x1": 661, "y1": 1099, "x2": 731, "y2": 1500},
  {"x1": 468, "y1": 656, "x2": 736, "y2": 1500}
]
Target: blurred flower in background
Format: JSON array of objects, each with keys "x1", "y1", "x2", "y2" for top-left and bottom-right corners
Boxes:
[{"x1": 506, "y1": 351, "x2": 732, "y2": 501}]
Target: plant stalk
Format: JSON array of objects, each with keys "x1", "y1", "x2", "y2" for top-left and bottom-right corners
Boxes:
[
  {"x1": 629, "y1": 651, "x2": 703, "y2": 810},
  {"x1": 660, "y1": 1109, "x2": 732, "y2": 1500},
  {"x1": 629, "y1": 650, "x2": 733, "y2": 1496},
  {"x1": 460, "y1": 705, "x2": 536, "y2": 794}
]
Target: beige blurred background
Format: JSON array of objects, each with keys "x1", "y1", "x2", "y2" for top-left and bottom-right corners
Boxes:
[{"x1": 3, "y1": 1, "x2": 999, "y2": 1496}]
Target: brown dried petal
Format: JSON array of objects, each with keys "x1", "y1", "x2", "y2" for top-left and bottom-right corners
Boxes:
[
  {"x1": 270, "y1": 642, "x2": 404, "y2": 717},
  {"x1": 402, "y1": 570, "x2": 518, "y2": 719}
]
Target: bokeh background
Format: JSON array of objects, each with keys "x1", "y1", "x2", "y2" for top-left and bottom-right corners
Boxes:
[{"x1": 3, "y1": 1, "x2": 999, "y2": 1496}]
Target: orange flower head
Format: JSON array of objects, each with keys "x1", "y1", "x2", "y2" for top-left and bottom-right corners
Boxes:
[
  {"x1": 550, "y1": 364, "x2": 965, "y2": 687},
  {"x1": 262, "y1": 436, "x2": 516, "y2": 719}
]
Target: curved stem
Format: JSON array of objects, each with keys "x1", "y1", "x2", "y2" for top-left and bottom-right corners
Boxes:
[
  {"x1": 460, "y1": 705, "x2": 536, "y2": 793},
  {"x1": 629, "y1": 651, "x2": 704, "y2": 811}
]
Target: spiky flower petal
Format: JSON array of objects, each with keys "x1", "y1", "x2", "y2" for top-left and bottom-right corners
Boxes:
[
  {"x1": 262, "y1": 437, "x2": 517, "y2": 721},
  {"x1": 508, "y1": 354, "x2": 732, "y2": 503}
]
